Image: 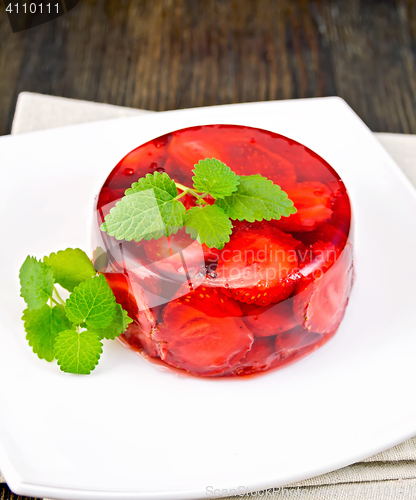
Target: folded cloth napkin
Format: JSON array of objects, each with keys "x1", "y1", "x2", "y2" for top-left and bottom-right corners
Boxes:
[
  {"x1": 11, "y1": 92, "x2": 153, "y2": 134},
  {"x1": 3, "y1": 92, "x2": 416, "y2": 500}
]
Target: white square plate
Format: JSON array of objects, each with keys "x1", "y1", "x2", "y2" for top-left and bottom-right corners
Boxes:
[{"x1": 1, "y1": 98, "x2": 416, "y2": 500}]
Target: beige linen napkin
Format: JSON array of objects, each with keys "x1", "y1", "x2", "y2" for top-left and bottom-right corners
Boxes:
[
  {"x1": 11, "y1": 92, "x2": 153, "y2": 134},
  {"x1": 3, "y1": 92, "x2": 416, "y2": 499}
]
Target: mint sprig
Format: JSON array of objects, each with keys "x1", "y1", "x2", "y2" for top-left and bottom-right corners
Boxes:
[
  {"x1": 192, "y1": 158, "x2": 240, "y2": 199},
  {"x1": 44, "y1": 248, "x2": 96, "y2": 292},
  {"x1": 91, "y1": 304, "x2": 133, "y2": 340},
  {"x1": 23, "y1": 305, "x2": 72, "y2": 362},
  {"x1": 185, "y1": 205, "x2": 232, "y2": 250},
  {"x1": 101, "y1": 171, "x2": 186, "y2": 241},
  {"x1": 215, "y1": 175, "x2": 297, "y2": 222},
  {"x1": 65, "y1": 274, "x2": 116, "y2": 329},
  {"x1": 18, "y1": 156, "x2": 297, "y2": 376},
  {"x1": 55, "y1": 330, "x2": 103, "y2": 375},
  {"x1": 19, "y1": 248, "x2": 132, "y2": 375},
  {"x1": 19, "y1": 256, "x2": 54, "y2": 310},
  {"x1": 100, "y1": 157, "x2": 296, "y2": 250}
]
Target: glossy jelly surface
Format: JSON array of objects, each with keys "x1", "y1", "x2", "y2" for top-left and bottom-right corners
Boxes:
[{"x1": 93, "y1": 125, "x2": 353, "y2": 377}]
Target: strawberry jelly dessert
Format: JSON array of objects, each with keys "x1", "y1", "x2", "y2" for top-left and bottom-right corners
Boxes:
[{"x1": 93, "y1": 124, "x2": 353, "y2": 377}]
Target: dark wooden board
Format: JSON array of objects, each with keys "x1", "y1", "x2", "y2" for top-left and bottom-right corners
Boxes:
[{"x1": 1, "y1": 0, "x2": 416, "y2": 137}]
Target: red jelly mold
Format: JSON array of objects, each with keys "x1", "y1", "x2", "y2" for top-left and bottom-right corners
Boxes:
[{"x1": 92, "y1": 124, "x2": 353, "y2": 377}]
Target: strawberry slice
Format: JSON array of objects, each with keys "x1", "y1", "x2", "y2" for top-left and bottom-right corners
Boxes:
[
  {"x1": 153, "y1": 286, "x2": 253, "y2": 376},
  {"x1": 296, "y1": 221, "x2": 348, "y2": 249},
  {"x1": 215, "y1": 223, "x2": 300, "y2": 306},
  {"x1": 102, "y1": 247, "x2": 164, "y2": 306},
  {"x1": 142, "y1": 230, "x2": 220, "y2": 299},
  {"x1": 161, "y1": 158, "x2": 202, "y2": 186},
  {"x1": 121, "y1": 320, "x2": 159, "y2": 358},
  {"x1": 143, "y1": 229, "x2": 219, "y2": 270},
  {"x1": 272, "y1": 141, "x2": 337, "y2": 184},
  {"x1": 270, "y1": 182, "x2": 332, "y2": 232},
  {"x1": 294, "y1": 243, "x2": 353, "y2": 334},
  {"x1": 291, "y1": 219, "x2": 350, "y2": 293},
  {"x1": 173, "y1": 282, "x2": 244, "y2": 317},
  {"x1": 228, "y1": 327, "x2": 324, "y2": 376},
  {"x1": 167, "y1": 130, "x2": 224, "y2": 183},
  {"x1": 226, "y1": 337, "x2": 279, "y2": 376},
  {"x1": 275, "y1": 326, "x2": 322, "y2": 354},
  {"x1": 168, "y1": 126, "x2": 297, "y2": 190},
  {"x1": 243, "y1": 299, "x2": 299, "y2": 337},
  {"x1": 220, "y1": 137, "x2": 297, "y2": 189},
  {"x1": 103, "y1": 272, "x2": 160, "y2": 357},
  {"x1": 328, "y1": 188, "x2": 352, "y2": 237},
  {"x1": 102, "y1": 272, "x2": 139, "y2": 321},
  {"x1": 295, "y1": 239, "x2": 343, "y2": 294}
]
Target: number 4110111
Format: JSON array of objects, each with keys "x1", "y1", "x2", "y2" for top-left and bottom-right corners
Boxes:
[{"x1": 5, "y1": 3, "x2": 60, "y2": 14}]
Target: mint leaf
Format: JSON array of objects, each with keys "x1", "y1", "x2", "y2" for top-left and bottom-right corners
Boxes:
[
  {"x1": 215, "y1": 175, "x2": 297, "y2": 222},
  {"x1": 185, "y1": 205, "x2": 232, "y2": 250},
  {"x1": 90, "y1": 304, "x2": 132, "y2": 340},
  {"x1": 192, "y1": 158, "x2": 240, "y2": 199},
  {"x1": 55, "y1": 330, "x2": 103, "y2": 375},
  {"x1": 101, "y1": 172, "x2": 185, "y2": 241},
  {"x1": 22, "y1": 305, "x2": 72, "y2": 362},
  {"x1": 65, "y1": 274, "x2": 116, "y2": 329},
  {"x1": 19, "y1": 256, "x2": 54, "y2": 310},
  {"x1": 44, "y1": 248, "x2": 96, "y2": 292},
  {"x1": 124, "y1": 171, "x2": 177, "y2": 198}
]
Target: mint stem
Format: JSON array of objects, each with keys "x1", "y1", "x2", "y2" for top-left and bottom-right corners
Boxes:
[
  {"x1": 174, "y1": 182, "x2": 208, "y2": 205},
  {"x1": 173, "y1": 190, "x2": 188, "y2": 202},
  {"x1": 53, "y1": 285, "x2": 66, "y2": 306},
  {"x1": 50, "y1": 297, "x2": 61, "y2": 307}
]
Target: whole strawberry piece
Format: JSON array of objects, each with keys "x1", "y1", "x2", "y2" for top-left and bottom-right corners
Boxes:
[
  {"x1": 103, "y1": 272, "x2": 160, "y2": 357},
  {"x1": 153, "y1": 285, "x2": 253, "y2": 376},
  {"x1": 243, "y1": 299, "x2": 299, "y2": 337},
  {"x1": 294, "y1": 243, "x2": 353, "y2": 334},
  {"x1": 270, "y1": 182, "x2": 333, "y2": 232},
  {"x1": 226, "y1": 337, "x2": 279, "y2": 376},
  {"x1": 216, "y1": 224, "x2": 301, "y2": 306}
]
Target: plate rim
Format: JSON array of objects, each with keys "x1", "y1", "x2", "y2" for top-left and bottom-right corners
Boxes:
[{"x1": 1, "y1": 96, "x2": 416, "y2": 500}]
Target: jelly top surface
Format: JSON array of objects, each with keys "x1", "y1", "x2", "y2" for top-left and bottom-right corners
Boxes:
[
  {"x1": 94, "y1": 124, "x2": 351, "y2": 307},
  {"x1": 96, "y1": 124, "x2": 349, "y2": 215}
]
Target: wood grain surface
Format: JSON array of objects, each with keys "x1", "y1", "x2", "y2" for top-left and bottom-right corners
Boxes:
[
  {"x1": 0, "y1": 0, "x2": 416, "y2": 498},
  {"x1": 1, "y1": 0, "x2": 416, "y2": 137}
]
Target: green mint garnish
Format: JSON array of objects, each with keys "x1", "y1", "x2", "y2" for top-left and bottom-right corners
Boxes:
[
  {"x1": 18, "y1": 155, "x2": 297, "y2": 375},
  {"x1": 215, "y1": 175, "x2": 297, "y2": 222},
  {"x1": 88, "y1": 303, "x2": 133, "y2": 340},
  {"x1": 22, "y1": 305, "x2": 72, "y2": 362},
  {"x1": 192, "y1": 158, "x2": 240, "y2": 199},
  {"x1": 44, "y1": 248, "x2": 96, "y2": 292},
  {"x1": 19, "y1": 249, "x2": 132, "y2": 375},
  {"x1": 100, "y1": 158, "x2": 296, "y2": 250},
  {"x1": 185, "y1": 205, "x2": 232, "y2": 250},
  {"x1": 19, "y1": 256, "x2": 54, "y2": 310},
  {"x1": 65, "y1": 274, "x2": 116, "y2": 329},
  {"x1": 101, "y1": 171, "x2": 186, "y2": 241},
  {"x1": 54, "y1": 330, "x2": 103, "y2": 375}
]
